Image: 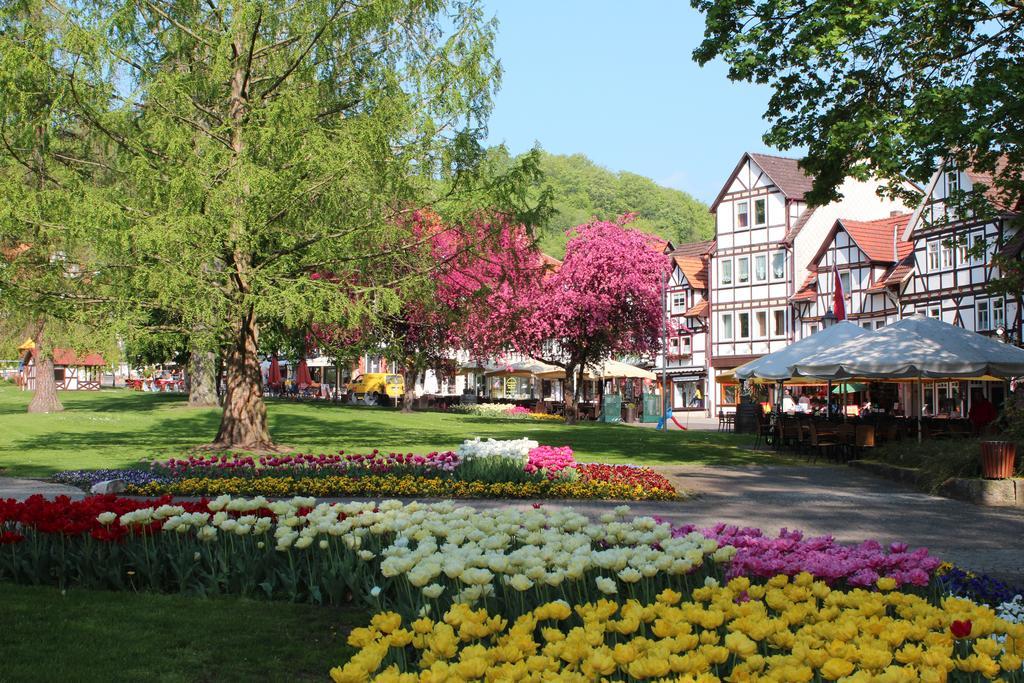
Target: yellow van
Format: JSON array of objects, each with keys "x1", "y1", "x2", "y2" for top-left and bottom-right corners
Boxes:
[{"x1": 345, "y1": 373, "x2": 404, "y2": 405}]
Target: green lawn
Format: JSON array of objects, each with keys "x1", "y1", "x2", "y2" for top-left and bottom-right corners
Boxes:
[
  {"x1": 0, "y1": 583, "x2": 359, "y2": 682},
  {"x1": 0, "y1": 383, "x2": 776, "y2": 477}
]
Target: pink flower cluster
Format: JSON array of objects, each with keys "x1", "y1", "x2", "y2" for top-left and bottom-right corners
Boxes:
[
  {"x1": 673, "y1": 524, "x2": 941, "y2": 588},
  {"x1": 525, "y1": 445, "x2": 577, "y2": 476},
  {"x1": 506, "y1": 405, "x2": 530, "y2": 415}
]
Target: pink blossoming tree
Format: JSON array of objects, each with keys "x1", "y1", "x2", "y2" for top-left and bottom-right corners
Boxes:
[{"x1": 506, "y1": 219, "x2": 670, "y2": 424}]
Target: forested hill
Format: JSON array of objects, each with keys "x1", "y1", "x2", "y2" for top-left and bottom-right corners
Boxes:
[{"x1": 535, "y1": 152, "x2": 715, "y2": 257}]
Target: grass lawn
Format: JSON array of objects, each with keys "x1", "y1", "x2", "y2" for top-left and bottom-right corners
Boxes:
[
  {"x1": 0, "y1": 583, "x2": 359, "y2": 682},
  {"x1": 0, "y1": 383, "x2": 778, "y2": 478}
]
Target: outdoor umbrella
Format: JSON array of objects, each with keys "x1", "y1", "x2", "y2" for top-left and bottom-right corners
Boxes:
[
  {"x1": 831, "y1": 382, "x2": 867, "y2": 394},
  {"x1": 793, "y1": 314, "x2": 1024, "y2": 379},
  {"x1": 484, "y1": 359, "x2": 560, "y2": 378},
  {"x1": 267, "y1": 355, "x2": 282, "y2": 387},
  {"x1": 793, "y1": 314, "x2": 1024, "y2": 441},
  {"x1": 734, "y1": 321, "x2": 872, "y2": 381},
  {"x1": 589, "y1": 359, "x2": 656, "y2": 380},
  {"x1": 295, "y1": 359, "x2": 313, "y2": 387}
]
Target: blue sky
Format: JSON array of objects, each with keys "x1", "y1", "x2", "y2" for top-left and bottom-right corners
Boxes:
[{"x1": 481, "y1": 0, "x2": 794, "y2": 203}]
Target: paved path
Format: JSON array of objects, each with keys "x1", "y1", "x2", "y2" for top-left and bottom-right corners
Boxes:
[
  {"x1": 0, "y1": 477, "x2": 85, "y2": 501},
  {"x1": 3, "y1": 465, "x2": 1022, "y2": 583}
]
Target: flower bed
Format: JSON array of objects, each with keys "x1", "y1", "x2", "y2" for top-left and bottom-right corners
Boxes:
[
  {"x1": 675, "y1": 523, "x2": 941, "y2": 589},
  {"x1": 125, "y1": 473, "x2": 676, "y2": 500},
  {"x1": 448, "y1": 403, "x2": 564, "y2": 421},
  {"x1": 331, "y1": 578, "x2": 1024, "y2": 682},
  {"x1": 61, "y1": 439, "x2": 679, "y2": 501}
]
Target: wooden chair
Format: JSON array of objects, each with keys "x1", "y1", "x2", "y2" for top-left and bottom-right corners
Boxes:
[
  {"x1": 855, "y1": 424, "x2": 876, "y2": 453},
  {"x1": 808, "y1": 422, "x2": 839, "y2": 463},
  {"x1": 835, "y1": 423, "x2": 855, "y2": 461}
]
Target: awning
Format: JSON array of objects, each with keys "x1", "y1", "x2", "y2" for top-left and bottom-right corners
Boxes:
[{"x1": 485, "y1": 359, "x2": 560, "y2": 378}]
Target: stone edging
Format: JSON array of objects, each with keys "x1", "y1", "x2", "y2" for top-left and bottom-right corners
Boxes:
[{"x1": 850, "y1": 460, "x2": 1024, "y2": 508}]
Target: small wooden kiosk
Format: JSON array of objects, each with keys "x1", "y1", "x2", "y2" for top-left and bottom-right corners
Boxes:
[{"x1": 18, "y1": 340, "x2": 106, "y2": 391}]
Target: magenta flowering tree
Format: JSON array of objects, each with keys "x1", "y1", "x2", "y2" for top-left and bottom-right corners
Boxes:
[{"x1": 509, "y1": 219, "x2": 670, "y2": 423}]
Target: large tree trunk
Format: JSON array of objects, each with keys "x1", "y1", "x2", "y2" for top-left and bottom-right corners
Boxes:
[
  {"x1": 187, "y1": 346, "x2": 219, "y2": 407},
  {"x1": 563, "y1": 363, "x2": 578, "y2": 425},
  {"x1": 213, "y1": 313, "x2": 272, "y2": 450},
  {"x1": 27, "y1": 323, "x2": 63, "y2": 414},
  {"x1": 401, "y1": 365, "x2": 418, "y2": 413}
]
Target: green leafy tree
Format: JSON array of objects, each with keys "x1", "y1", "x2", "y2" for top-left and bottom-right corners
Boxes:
[
  {"x1": 0, "y1": 0, "x2": 120, "y2": 413},
  {"x1": 77, "y1": 0, "x2": 539, "y2": 449},
  {"x1": 691, "y1": 0, "x2": 1024, "y2": 211}
]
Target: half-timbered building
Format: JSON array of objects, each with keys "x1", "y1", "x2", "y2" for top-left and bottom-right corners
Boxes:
[
  {"x1": 885, "y1": 161, "x2": 1024, "y2": 412},
  {"x1": 19, "y1": 344, "x2": 106, "y2": 391},
  {"x1": 654, "y1": 239, "x2": 715, "y2": 412},
  {"x1": 792, "y1": 213, "x2": 914, "y2": 335},
  {"x1": 707, "y1": 152, "x2": 912, "y2": 413}
]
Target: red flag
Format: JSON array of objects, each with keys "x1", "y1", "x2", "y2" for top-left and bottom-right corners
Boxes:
[{"x1": 833, "y1": 265, "x2": 846, "y2": 321}]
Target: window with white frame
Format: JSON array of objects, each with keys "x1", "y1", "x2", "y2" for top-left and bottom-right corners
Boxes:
[
  {"x1": 754, "y1": 198, "x2": 767, "y2": 226},
  {"x1": 977, "y1": 300, "x2": 991, "y2": 330},
  {"x1": 957, "y1": 233, "x2": 968, "y2": 264},
  {"x1": 738, "y1": 312, "x2": 750, "y2": 339},
  {"x1": 839, "y1": 271, "x2": 851, "y2": 296},
  {"x1": 772, "y1": 309, "x2": 785, "y2": 337},
  {"x1": 940, "y1": 240, "x2": 954, "y2": 268},
  {"x1": 927, "y1": 241, "x2": 940, "y2": 271},
  {"x1": 929, "y1": 306, "x2": 941, "y2": 320},
  {"x1": 754, "y1": 254, "x2": 767, "y2": 282},
  {"x1": 971, "y1": 233, "x2": 986, "y2": 265},
  {"x1": 994, "y1": 298, "x2": 1005, "y2": 330},
  {"x1": 771, "y1": 250, "x2": 786, "y2": 280},
  {"x1": 755, "y1": 311, "x2": 767, "y2": 338},
  {"x1": 736, "y1": 201, "x2": 749, "y2": 228},
  {"x1": 809, "y1": 324, "x2": 819, "y2": 335},
  {"x1": 862, "y1": 321, "x2": 873, "y2": 330},
  {"x1": 946, "y1": 170, "x2": 960, "y2": 195},
  {"x1": 875, "y1": 320, "x2": 885, "y2": 329},
  {"x1": 737, "y1": 257, "x2": 750, "y2": 284},
  {"x1": 680, "y1": 336, "x2": 692, "y2": 355},
  {"x1": 720, "y1": 259, "x2": 733, "y2": 285},
  {"x1": 720, "y1": 313, "x2": 734, "y2": 340},
  {"x1": 671, "y1": 292, "x2": 686, "y2": 311}
]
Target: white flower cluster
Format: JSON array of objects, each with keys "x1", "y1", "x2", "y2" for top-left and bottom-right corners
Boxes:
[
  {"x1": 456, "y1": 437, "x2": 538, "y2": 462},
  {"x1": 99, "y1": 496, "x2": 735, "y2": 610},
  {"x1": 998, "y1": 594, "x2": 1024, "y2": 625}
]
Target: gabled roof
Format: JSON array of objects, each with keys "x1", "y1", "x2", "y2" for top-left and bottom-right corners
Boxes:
[
  {"x1": 682, "y1": 300, "x2": 708, "y2": 319},
  {"x1": 867, "y1": 255, "x2": 915, "y2": 293},
  {"x1": 806, "y1": 213, "x2": 913, "y2": 271},
  {"x1": 710, "y1": 152, "x2": 815, "y2": 212},
  {"x1": 783, "y1": 206, "x2": 817, "y2": 244},
  {"x1": 25, "y1": 347, "x2": 107, "y2": 366},
  {"x1": 670, "y1": 240, "x2": 715, "y2": 290},
  {"x1": 790, "y1": 272, "x2": 818, "y2": 303},
  {"x1": 903, "y1": 157, "x2": 1024, "y2": 241}
]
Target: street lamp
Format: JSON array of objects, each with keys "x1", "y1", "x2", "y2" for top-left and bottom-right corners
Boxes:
[{"x1": 822, "y1": 309, "x2": 837, "y2": 328}]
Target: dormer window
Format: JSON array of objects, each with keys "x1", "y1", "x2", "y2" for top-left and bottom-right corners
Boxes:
[
  {"x1": 946, "y1": 170, "x2": 960, "y2": 195},
  {"x1": 736, "y1": 201, "x2": 749, "y2": 228}
]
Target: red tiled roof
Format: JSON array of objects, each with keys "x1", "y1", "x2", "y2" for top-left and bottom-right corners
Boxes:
[
  {"x1": 965, "y1": 156, "x2": 1024, "y2": 213},
  {"x1": 29, "y1": 348, "x2": 106, "y2": 366},
  {"x1": 671, "y1": 239, "x2": 715, "y2": 258},
  {"x1": 790, "y1": 272, "x2": 818, "y2": 303},
  {"x1": 783, "y1": 206, "x2": 816, "y2": 244},
  {"x1": 839, "y1": 213, "x2": 914, "y2": 263},
  {"x1": 682, "y1": 300, "x2": 708, "y2": 319},
  {"x1": 867, "y1": 255, "x2": 915, "y2": 292},
  {"x1": 749, "y1": 153, "x2": 815, "y2": 200},
  {"x1": 539, "y1": 253, "x2": 562, "y2": 272}
]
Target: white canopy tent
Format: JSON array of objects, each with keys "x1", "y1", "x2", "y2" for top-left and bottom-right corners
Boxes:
[
  {"x1": 734, "y1": 321, "x2": 873, "y2": 382},
  {"x1": 793, "y1": 314, "x2": 1024, "y2": 441},
  {"x1": 793, "y1": 314, "x2": 1024, "y2": 380},
  {"x1": 534, "y1": 359, "x2": 656, "y2": 381}
]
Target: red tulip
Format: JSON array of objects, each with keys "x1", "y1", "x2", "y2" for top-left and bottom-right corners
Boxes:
[{"x1": 950, "y1": 620, "x2": 972, "y2": 638}]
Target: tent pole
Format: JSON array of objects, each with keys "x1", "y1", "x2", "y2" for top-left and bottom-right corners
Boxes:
[
  {"x1": 827, "y1": 380, "x2": 832, "y2": 416},
  {"x1": 917, "y1": 376, "x2": 922, "y2": 444}
]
